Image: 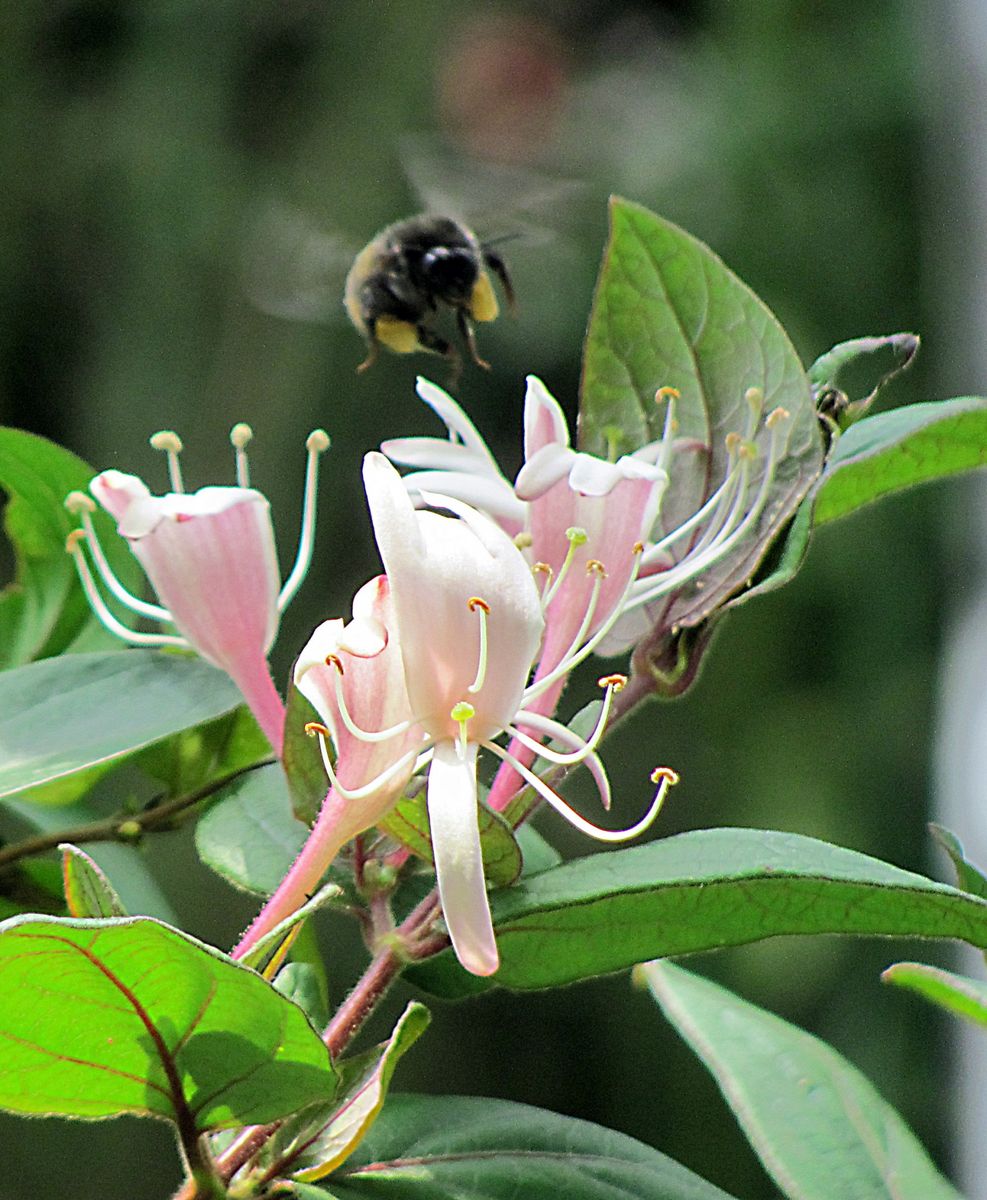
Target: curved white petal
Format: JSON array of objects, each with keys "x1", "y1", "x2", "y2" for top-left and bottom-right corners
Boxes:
[
  {"x1": 515, "y1": 443, "x2": 575, "y2": 500},
  {"x1": 90, "y1": 470, "x2": 151, "y2": 523},
  {"x1": 380, "y1": 437, "x2": 496, "y2": 475},
  {"x1": 428, "y1": 740, "x2": 498, "y2": 977},
  {"x1": 523, "y1": 375, "x2": 570, "y2": 459},
  {"x1": 415, "y1": 377, "x2": 502, "y2": 474},
  {"x1": 401, "y1": 470, "x2": 525, "y2": 529}
]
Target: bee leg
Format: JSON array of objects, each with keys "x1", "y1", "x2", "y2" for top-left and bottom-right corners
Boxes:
[
  {"x1": 356, "y1": 338, "x2": 380, "y2": 373},
  {"x1": 482, "y1": 248, "x2": 516, "y2": 315},
  {"x1": 417, "y1": 324, "x2": 463, "y2": 385},
  {"x1": 455, "y1": 308, "x2": 491, "y2": 371}
]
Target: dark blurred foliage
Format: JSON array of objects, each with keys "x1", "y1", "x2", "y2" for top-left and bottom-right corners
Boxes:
[{"x1": 0, "y1": 1, "x2": 964, "y2": 1197}]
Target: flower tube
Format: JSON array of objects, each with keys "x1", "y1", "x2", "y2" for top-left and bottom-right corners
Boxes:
[{"x1": 66, "y1": 425, "x2": 329, "y2": 755}]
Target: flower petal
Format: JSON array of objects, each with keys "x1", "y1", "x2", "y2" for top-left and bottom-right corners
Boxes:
[
  {"x1": 415, "y1": 377, "x2": 503, "y2": 474},
  {"x1": 427, "y1": 740, "x2": 499, "y2": 977},
  {"x1": 523, "y1": 375, "x2": 570, "y2": 460}
]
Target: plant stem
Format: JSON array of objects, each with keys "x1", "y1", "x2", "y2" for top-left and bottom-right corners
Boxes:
[{"x1": 0, "y1": 759, "x2": 273, "y2": 872}]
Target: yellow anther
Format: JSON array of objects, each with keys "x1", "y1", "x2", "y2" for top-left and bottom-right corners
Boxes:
[
  {"x1": 307, "y1": 429, "x2": 331, "y2": 453},
  {"x1": 230, "y1": 423, "x2": 253, "y2": 449},
  {"x1": 304, "y1": 721, "x2": 331, "y2": 738},
  {"x1": 744, "y1": 386, "x2": 764, "y2": 414},
  {"x1": 766, "y1": 406, "x2": 790, "y2": 429},
  {"x1": 598, "y1": 673, "x2": 628, "y2": 691},
  {"x1": 532, "y1": 561, "x2": 552, "y2": 577},
  {"x1": 724, "y1": 431, "x2": 742, "y2": 453},
  {"x1": 655, "y1": 386, "x2": 681, "y2": 405},
  {"x1": 149, "y1": 430, "x2": 183, "y2": 454},
  {"x1": 651, "y1": 766, "x2": 681, "y2": 787},
  {"x1": 324, "y1": 653, "x2": 345, "y2": 674},
  {"x1": 467, "y1": 596, "x2": 490, "y2": 614},
  {"x1": 739, "y1": 440, "x2": 758, "y2": 461},
  {"x1": 64, "y1": 490, "x2": 95, "y2": 514},
  {"x1": 514, "y1": 530, "x2": 534, "y2": 550},
  {"x1": 65, "y1": 528, "x2": 87, "y2": 553},
  {"x1": 586, "y1": 559, "x2": 607, "y2": 577},
  {"x1": 566, "y1": 526, "x2": 589, "y2": 547},
  {"x1": 632, "y1": 541, "x2": 644, "y2": 555}
]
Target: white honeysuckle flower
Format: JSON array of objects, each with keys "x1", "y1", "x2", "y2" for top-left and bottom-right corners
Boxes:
[
  {"x1": 65, "y1": 424, "x2": 329, "y2": 755},
  {"x1": 306, "y1": 453, "x2": 677, "y2": 978}
]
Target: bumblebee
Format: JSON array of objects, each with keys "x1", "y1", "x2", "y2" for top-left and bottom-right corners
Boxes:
[{"x1": 343, "y1": 214, "x2": 514, "y2": 376}]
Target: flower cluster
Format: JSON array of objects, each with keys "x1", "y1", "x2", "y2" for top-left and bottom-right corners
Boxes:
[{"x1": 69, "y1": 375, "x2": 789, "y2": 978}]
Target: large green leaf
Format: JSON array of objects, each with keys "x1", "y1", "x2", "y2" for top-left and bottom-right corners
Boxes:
[
  {"x1": 0, "y1": 427, "x2": 140, "y2": 668},
  {"x1": 410, "y1": 828, "x2": 987, "y2": 996},
  {"x1": 321, "y1": 1093, "x2": 738, "y2": 1200},
  {"x1": 740, "y1": 397, "x2": 987, "y2": 602},
  {"x1": 640, "y1": 961, "x2": 960, "y2": 1200},
  {"x1": 0, "y1": 915, "x2": 336, "y2": 1127},
  {"x1": 579, "y1": 198, "x2": 823, "y2": 631},
  {"x1": 194, "y1": 762, "x2": 310, "y2": 895},
  {"x1": 883, "y1": 960, "x2": 987, "y2": 1030},
  {"x1": 0, "y1": 650, "x2": 243, "y2": 803}
]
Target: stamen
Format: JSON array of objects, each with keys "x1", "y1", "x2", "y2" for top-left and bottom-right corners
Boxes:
[
  {"x1": 65, "y1": 493, "x2": 171, "y2": 622},
  {"x1": 523, "y1": 546, "x2": 644, "y2": 701},
  {"x1": 325, "y1": 655, "x2": 415, "y2": 743},
  {"x1": 514, "y1": 531, "x2": 533, "y2": 551},
  {"x1": 541, "y1": 526, "x2": 587, "y2": 610},
  {"x1": 451, "y1": 700, "x2": 475, "y2": 758},
  {"x1": 507, "y1": 674, "x2": 626, "y2": 767},
  {"x1": 508, "y1": 710, "x2": 613, "y2": 809},
  {"x1": 304, "y1": 721, "x2": 425, "y2": 801},
  {"x1": 655, "y1": 386, "x2": 680, "y2": 474},
  {"x1": 532, "y1": 561, "x2": 554, "y2": 602},
  {"x1": 278, "y1": 429, "x2": 331, "y2": 613},
  {"x1": 483, "y1": 740, "x2": 679, "y2": 843},
  {"x1": 66, "y1": 530, "x2": 187, "y2": 650},
  {"x1": 466, "y1": 597, "x2": 490, "y2": 694},
  {"x1": 149, "y1": 431, "x2": 185, "y2": 494},
  {"x1": 745, "y1": 387, "x2": 764, "y2": 435},
  {"x1": 230, "y1": 423, "x2": 253, "y2": 488}
]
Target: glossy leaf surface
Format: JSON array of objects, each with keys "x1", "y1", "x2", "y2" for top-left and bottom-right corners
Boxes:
[
  {"x1": 0, "y1": 650, "x2": 243, "y2": 803},
  {"x1": 410, "y1": 828, "x2": 987, "y2": 995},
  {"x1": 0, "y1": 915, "x2": 335, "y2": 1127},
  {"x1": 323, "y1": 1093, "x2": 739, "y2": 1200},
  {"x1": 883, "y1": 961, "x2": 987, "y2": 1029}
]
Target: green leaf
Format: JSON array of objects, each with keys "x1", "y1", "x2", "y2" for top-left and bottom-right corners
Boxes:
[
  {"x1": 380, "y1": 790, "x2": 523, "y2": 888},
  {"x1": 517, "y1": 823, "x2": 562, "y2": 876},
  {"x1": 273, "y1": 1002, "x2": 431, "y2": 1183},
  {"x1": 815, "y1": 397, "x2": 987, "y2": 525},
  {"x1": 195, "y1": 762, "x2": 310, "y2": 895},
  {"x1": 928, "y1": 823, "x2": 987, "y2": 901},
  {"x1": 808, "y1": 333, "x2": 919, "y2": 430},
  {"x1": 275, "y1": 962, "x2": 331, "y2": 1033},
  {"x1": 0, "y1": 427, "x2": 141, "y2": 668},
  {"x1": 579, "y1": 198, "x2": 823, "y2": 631},
  {"x1": 239, "y1": 883, "x2": 342, "y2": 973},
  {"x1": 60, "y1": 843, "x2": 127, "y2": 918},
  {"x1": 284, "y1": 682, "x2": 329, "y2": 825},
  {"x1": 0, "y1": 914, "x2": 336, "y2": 1127},
  {"x1": 639, "y1": 960, "x2": 960, "y2": 1200},
  {"x1": 409, "y1": 828, "x2": 987, "y2": 996},
  {"x1": 883, "y1": 961, "x2": 987, "y2": 1030},
  {"x1": 138, "y1": 704, "x2": 272, "y2": 797},
  {"x1": 730, "y1": 397, "x2": 987, "y2": 605},
  {"x1": 322, "y1": 1093, "x2": 739, "y2": 1200},
  {"x1": 0, "y1": 650, "x2": 243, "y2": 804}
]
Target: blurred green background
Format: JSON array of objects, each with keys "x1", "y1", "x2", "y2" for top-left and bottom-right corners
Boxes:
[{"x1": 0, "y1": 1, "x2": 975, "y2": 1196}]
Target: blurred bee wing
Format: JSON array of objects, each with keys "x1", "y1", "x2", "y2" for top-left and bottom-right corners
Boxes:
[
  {"x1": 241, "y1": 201, "x2": 354, "y2": 324},
  {"x1": 399, "y1": 133, "x2": 585, "y2": 246}
]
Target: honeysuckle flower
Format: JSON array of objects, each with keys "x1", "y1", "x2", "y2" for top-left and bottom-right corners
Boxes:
[
  {"x1": 65, "y1": 424, "x2": 329, "y2": 755},
  {"x1": 233, "y1": 575, "x2": 421, "y2": 961},
  {"x1": 295, "y1": 574, "x2": 424, "y2": 821},
  {"x1": 313, "y1": 453, "x2": 677, "y2": 978}
]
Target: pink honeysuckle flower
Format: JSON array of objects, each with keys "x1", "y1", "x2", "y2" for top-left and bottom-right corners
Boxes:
[
  {"x1": 232, "y1": 575, "x2": 423, "y2": 961},
  {"x1": 320, "y1": 453, "x2": 677, "y2": 978},
  {"x1": 65, "y1": 424, "x2": 329, "y2": 756}
]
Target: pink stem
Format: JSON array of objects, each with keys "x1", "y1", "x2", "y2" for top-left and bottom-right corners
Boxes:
[{"x1": 231, "y1": 786, "x2": 350, "y2": 960}]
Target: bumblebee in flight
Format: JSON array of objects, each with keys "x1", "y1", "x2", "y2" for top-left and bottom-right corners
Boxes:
[{"x1": 343, "y1": 214, "x2": 515, "y2": 376}]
